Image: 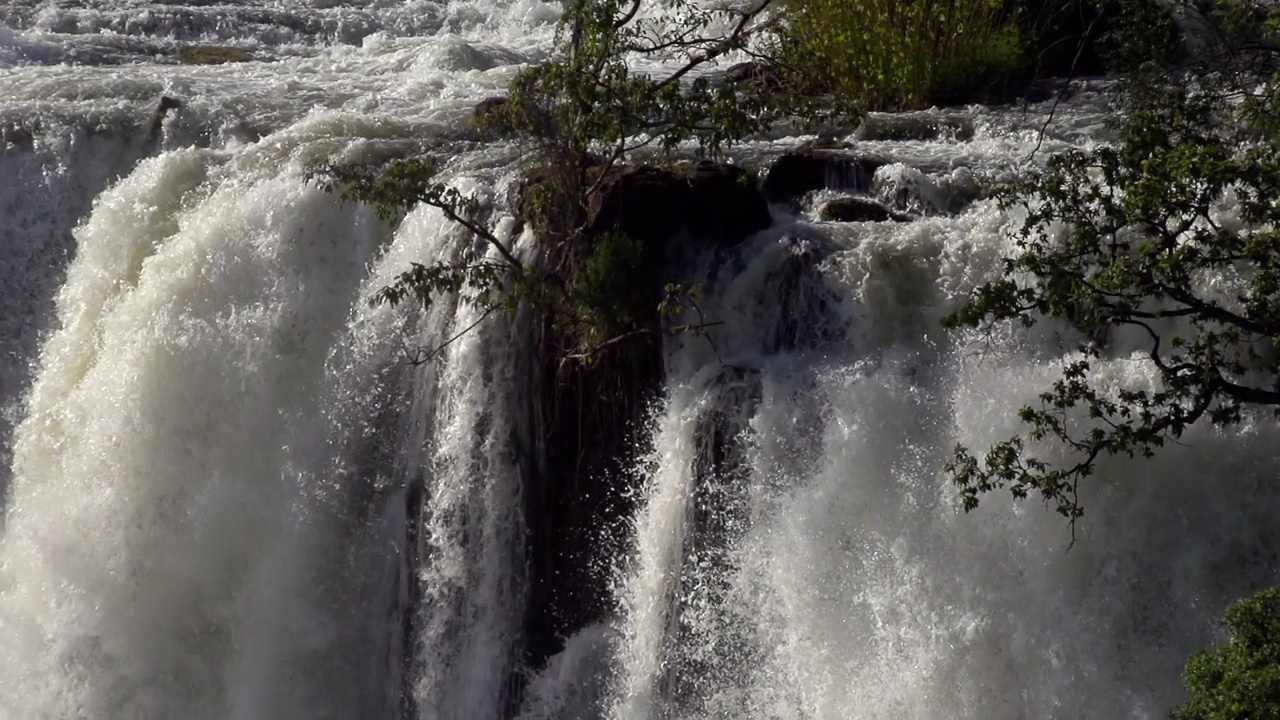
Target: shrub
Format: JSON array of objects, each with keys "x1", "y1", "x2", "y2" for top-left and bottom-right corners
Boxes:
[
  {"x1": 773, "y1": 0, "x2": 1026, "y2": 109},
  {"x1": 1173, "y1": 589, "x2": 1280, "y2": 720}
]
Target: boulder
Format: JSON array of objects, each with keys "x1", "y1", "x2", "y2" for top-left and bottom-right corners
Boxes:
[
  {"x1": 818, "y1": 196, "x2": 912, "y2": 223},
  {"x1": 722, "y1": 61, "x2": 782, "y2": 91},
  {"x1": 854, "y1": 114, "x2": 974, "y2": 143},
  {"x1": 472, "y1": 96, "x2": 507, "y2": 122},
  {"x1": 585, "y1": 161, "x2": 771, "y2": 247},
  {"x1": 761, "y1": 151, "x2": 886, "y2": 206},
  {"x1": 873, "y1": 163, "x2": 991, "y2": 217},
  {"x1": 148, "y1": 96, "x2": 183, "y2": 145},
  {"x1": 175, "y1": 45, "x2": 254, "y2": 65}
]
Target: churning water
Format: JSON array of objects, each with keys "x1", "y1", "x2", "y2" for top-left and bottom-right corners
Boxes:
[{"x1": 1, "y1": 1, "x2": 1278, "y2": 718}]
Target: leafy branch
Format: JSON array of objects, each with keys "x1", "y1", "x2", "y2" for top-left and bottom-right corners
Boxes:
[{"x1": 944, "y1": 79, "x2": 1280, "y2": 534}]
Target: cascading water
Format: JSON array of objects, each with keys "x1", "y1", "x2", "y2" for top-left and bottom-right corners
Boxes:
[
  {"x1": 2, "y1": 1, "x2": 1278, "y2": 718},
  {"x1": 607, "y1": 210, "x2": 1280, "y2": 719}
]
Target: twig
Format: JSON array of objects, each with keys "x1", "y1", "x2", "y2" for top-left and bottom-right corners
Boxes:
[{"x1": 402, "y1": 305, "x2": 501, "y2": 366}]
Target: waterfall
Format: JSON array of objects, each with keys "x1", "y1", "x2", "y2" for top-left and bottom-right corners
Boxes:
[
  {"x1": 604, "y1": 212, "x2": 1280, "y2": 719},
  {"x1": 2, "y1": 0, "x2": 1279, "y2": 717}
]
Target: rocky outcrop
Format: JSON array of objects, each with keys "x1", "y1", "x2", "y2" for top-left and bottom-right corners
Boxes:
[
  {"x1": 585, "y1": 161, "x2": 771, "y2": 247},
  {"x1": 762, "y1": 150, "x2": 886, "y2": 206},
  {"x1": 520, "y1": 160, "x2": 771, "y2": 673},
  {"x1": 473, "y1": 96, "x2": 507, "y2": 123},
  {"x1": 854, "y1": 114, "x2": 974, "y2": 143},
  {"x1": 722, "y1": 61, "x2": 782, "y2": 91},
  {"x1": 147, "y1": 96, "x2": 183, "y2": 146},
  {"x1": 818, "y1": 196, "x2": 912, "y2": 223},
  {"x1": 174, "y1": 45, "x2": 255, "y2": 65}
]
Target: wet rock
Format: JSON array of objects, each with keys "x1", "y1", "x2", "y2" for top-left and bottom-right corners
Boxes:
[
  {"x1": 818, "y1": 196, "x2": 912, "y2": 223},
  {"x1": 763, "y1": 235, "x2": 845, "y2": 353},
  {"x1": 157, "y1": 96, "x2": 183, "y2": 114},
  {"x1": 873, "y1": 163, "x2": 991, "y2": 217},
  {"x1": 471, "y1": 96, "x2": 513, "y2": 137},
  {"x1": 761, "y1": 151, "x2": 886, "y2": 206},
  {"x1": 854, "y1": 114, "x2": 974, "y2": 142},
  {"x1": 2, "y1": 123, "x2": 36, "y2": 153},
  {"x1": 798, "y1": 136, "x2": 853, "y2": 152},
  {"x1": 148, "y1": 96, "x2": 183, "y2": 146},
  {"x1": 473, "y1": 96, "x2": 507, "y2": 122},
  {"x1": 474, "y1": 94, "x2": 560, "y2": 138},
  {"x1": 520, "y1": 159, "x2": 772, "y2": 675},
  {"x1": 585, "y1": 161, "x2": 771, "y2": 248},
  {"x1": 723, "y1": 61, "x2": 781, "y2": 91},
  {"x1": 175, "y1": 44, "x2": 255, "y2": 64}
]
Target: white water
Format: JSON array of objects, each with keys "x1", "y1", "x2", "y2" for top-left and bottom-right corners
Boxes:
[{"x1": 1, "y1": 1, "x2": 1277, "y2": 718}]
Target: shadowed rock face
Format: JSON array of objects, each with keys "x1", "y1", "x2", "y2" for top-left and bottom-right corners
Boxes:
[
  {"x1": 818, "y1": 196, "x2": 912, "y2": 223},
  {"x1": 586, "y1": 161, "x2": 771, "y2": 248},
  {"x1": 472, "y1": 96, "x2": 508, "y2": 129},
  {"x1": 722, "y1": 61, "x2": 783, "y2": 91},
  {"x1": 520, "y1": 160, "x2": 772, "y2": 674},
  {"x1": 761, "y1": 150, "x2": 886, "y2": 207}
]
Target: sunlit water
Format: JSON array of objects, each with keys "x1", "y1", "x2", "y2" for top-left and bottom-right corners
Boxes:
[{"x1": 1, "y1": 1, "x2": 1276, "y2": 718}]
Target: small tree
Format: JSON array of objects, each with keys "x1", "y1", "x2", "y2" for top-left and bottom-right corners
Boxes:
[
  {"x1": 1172, "y1": 589, "x2": 1280, "y2": 720},
  {"x1": 942, "y1": 1, "x2": 1280, "y2": 530},
  {"x1": 315, "y1": 0, "x2": 854, "y2": 362}
]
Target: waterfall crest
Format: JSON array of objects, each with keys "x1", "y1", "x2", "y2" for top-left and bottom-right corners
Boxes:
[{"x1": 1, "y1": 0, "x2": 1278, "y2": 717}]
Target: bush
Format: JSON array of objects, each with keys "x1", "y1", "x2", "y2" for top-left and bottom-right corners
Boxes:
[
  {"x1": 1173, "y1": 589, "x2": 1280, "y2": 720},
  {"x1": 773, "y1": 0, "x2": 1026, "y2": 109}
]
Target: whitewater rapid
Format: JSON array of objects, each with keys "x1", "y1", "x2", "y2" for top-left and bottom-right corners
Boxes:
[{"x1": 2, "y1": 0, "x2": 1278, "y2": 718}]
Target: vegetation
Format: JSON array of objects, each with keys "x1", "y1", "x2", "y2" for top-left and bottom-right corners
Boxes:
[
  {"x1": 315, "y1": 0, "x2": 847, "y2": 362},
  {"x1": 1172, "y1": 589, "x2": 1280, "y2": 720},
  {"x1": 312, "y1": 0, "x2": 1048, "y2": 363},
  {"x1": 309, "y1": 0, "x2": 1280, "y2": 709},
  {"x1": 774, "y1": 0, "x2": 1026, "y2": 108},
  {"x1": 943, "y1": 0, "x2": 1280, "y2": 531}
]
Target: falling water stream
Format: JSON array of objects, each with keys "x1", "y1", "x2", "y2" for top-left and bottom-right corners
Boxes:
[{"x1": 2, "y1": 1, "x2": 1278, "y2": 718}]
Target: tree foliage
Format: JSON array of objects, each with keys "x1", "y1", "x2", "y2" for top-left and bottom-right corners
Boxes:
[
  {"x1": 1172, "y1": 589, "x2": 1280, "y2": 720},
  {"x1": 491, "y1": 0, "x2": 848, "y2": 164},
  {"x1": 774, "y1": 0, "x2": 1025, "y2": 108},
  {"x1": 314, "y1": 0, "x2": 861, "y2": 363},
  {"x1": 943, "y1": 0, "x2": 1280, "y2": 528}
]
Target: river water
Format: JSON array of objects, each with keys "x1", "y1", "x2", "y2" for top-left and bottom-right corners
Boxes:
[{"x1": 1, "y1": 1, "x2": 1278, "y2": 718}]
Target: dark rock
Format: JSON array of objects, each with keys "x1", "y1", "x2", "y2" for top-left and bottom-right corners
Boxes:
[
  {"x1": 522, "y1": 318, "x2": 661, "y2": 675},
  {"x1": 473, "y1": 95, "x2": 561, "y2": 138},
  {"x1": 471, "y1": 96, "x2": 513, "y2": 137},
  {"x1": 148, "y1": 96, "x2": 183, "y2": 146},
  {"x1": 798, "y1": 136, "x2": 852, "y2": 152},
  {"x1": 585, "y1": 161, "x2": 771, "y2": 248},
  {"x1": 761, "y1": 151, "x2": 886, "y2": 206},
  {"x1": 2, "y1": 123, "x2": 36, "y2": 152},
  {"x1": 723, "y1": 61, "x2": 781, "y2": 91},
  {"x1": 818, "y1": 196, "x2": 912, "y2": 223},
  {"x1": 473, "y1": 96, "x2": 508, "y2": 122},
  {"x1": 519, "y1": 160, "x2": 772, "y2": 675},
  {"x1": 854, "y1": 114, "x2": 974, "y2": 142},
  {"x1": 175, "y1": 45, "x2": 254, "y2": 65}
]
